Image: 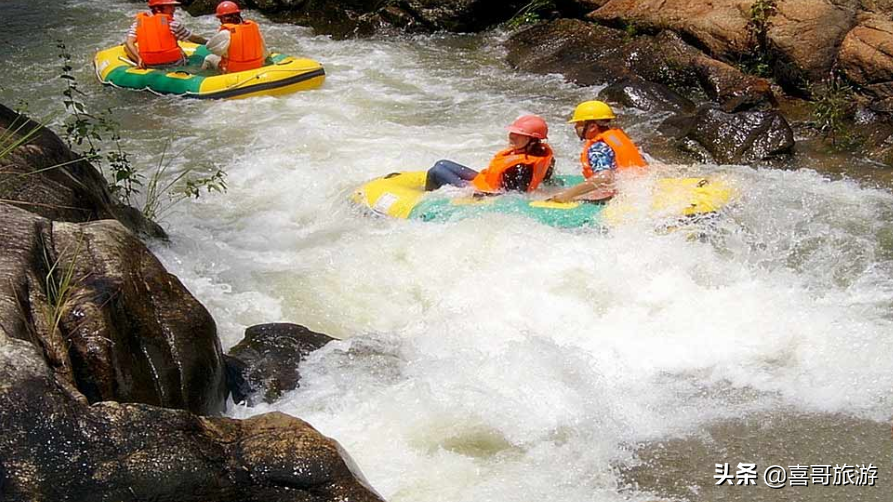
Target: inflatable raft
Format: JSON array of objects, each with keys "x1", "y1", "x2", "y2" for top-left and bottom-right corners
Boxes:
[
  {"x1": 351, "y1": 171, "x2": 734, "y2": 229},
  {"x1": 93, "y1": 42, "x2": 325, "y2": 99}
]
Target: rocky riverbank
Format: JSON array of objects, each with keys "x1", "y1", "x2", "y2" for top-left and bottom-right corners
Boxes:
[
  {"x1": 0, "y1": 104, "x2": 382, "y2": 501},
  {"x1": 170, "y1": 0, "x2": 893, "y2": 168}
]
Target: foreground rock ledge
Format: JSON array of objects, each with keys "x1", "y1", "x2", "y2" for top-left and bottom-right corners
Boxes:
[
  {"x1": 0, "y1": 104, "x2": 384, "y2": 501},
  {"x1": 0, "y1": 203, "x2": 226, "y2": 415},
  {"x1": 0, "y1": 337, "x2": 383, "y2": 502}
]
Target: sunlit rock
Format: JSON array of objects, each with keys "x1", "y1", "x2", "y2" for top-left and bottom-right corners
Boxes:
[
  {"x1": 0, "y1": 203, "x2": 227, "y2": 415},
  {"x1": 839, "y1": 17, "x2": 893, "y2": 100},
  {"x1": 505, "y1": 20, "x2": 773, "y2": 111}
]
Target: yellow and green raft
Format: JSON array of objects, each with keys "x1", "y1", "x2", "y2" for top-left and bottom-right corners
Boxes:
[
  {"x1": 93, "y1": 42, "x2": 325, "y2": 99},
  {"x1": 352, "y1": 172, "x2": 734, "y2": 229}
]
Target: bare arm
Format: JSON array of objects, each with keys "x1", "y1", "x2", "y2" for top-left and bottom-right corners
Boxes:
[
  {"x1": 548, "y1": 170, "x2": 615, "y2": 203},
  {"x1": 124, "y1": 36, "x2": 143, "y2": 68},
  {"x1": 188, "y1": 33, "x2": 207, "y2": 44},
  {"x1": 260, "y1": 32, "x2": 270, "y2": 59}
]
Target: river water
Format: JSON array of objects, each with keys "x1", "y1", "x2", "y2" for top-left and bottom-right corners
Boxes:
[{"x1": 2, "y1": 1, "x2": 891, "y2": 501}]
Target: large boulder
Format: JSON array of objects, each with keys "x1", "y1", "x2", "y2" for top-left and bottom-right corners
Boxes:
[
  {"x1": 839, "y1": 17, "x2": 893, "y2": 100},
  {"x1": 0, "y1": 104, "x2": 165, "y2": 239},
  {"x1": 184, "y1": 0, "x2": 528, "y2": 37},
  {"x1": 505, "y1": 21, "x2": 773, "y2": 111},
  {"x1": 857, "y1": 0, "x2": 893, "y2": 16},
  {"x1": 660, "y1": 106, "x2": 795, "y2": 164},
  {"x1": 0, "y1": 203, "x2": 226, "y2": 415},
  {"x1": 505, "y1": 19, "x2": 630, "y2": 86},
  {"x1": 0, "y1": 336, "x2": 383, "y2": 502},
  {"x1": 589, "y1": 0, "x2": 752, "y2": 59},
  {"x1": 598, "y1": 77, "x2": 696, "y2": 115},
  {"x1": 767, "y1": 0, "x2": 857, "y2": 84},
  {"x1": 227, "y1": 323, "x2": 336, "y2": 405},
  {"x1": 589, "y1": 0, "x2": 857, "y2": 87}
]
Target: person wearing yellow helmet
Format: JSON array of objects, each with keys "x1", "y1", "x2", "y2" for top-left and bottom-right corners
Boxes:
[{"x1": 547, "y1": 100, "x2": 646, "y2": 203}]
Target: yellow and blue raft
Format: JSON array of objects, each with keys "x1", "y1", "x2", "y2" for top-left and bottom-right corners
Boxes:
[
  {"x1": 352, "y1": 172, "x2": 734, "y2": 229},
  {"x1": 93, "y1": 42, "x2": 325, "y2": 99}
]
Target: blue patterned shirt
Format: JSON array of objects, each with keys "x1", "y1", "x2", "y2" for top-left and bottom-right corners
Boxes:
[{"x1": 586, "y1": 140, "x2": 617, "y2": 173}]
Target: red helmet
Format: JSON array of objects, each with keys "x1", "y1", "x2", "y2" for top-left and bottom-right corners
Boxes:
[
  {"x1": 148, "y1": 0, "x2": 181, "y2": 6},
  {"x1": 506, "y1": 114, "x2": 548, "y2": 139},
  {"x1": 216, "y1": 1, "x2": 241, "y2": 17}
]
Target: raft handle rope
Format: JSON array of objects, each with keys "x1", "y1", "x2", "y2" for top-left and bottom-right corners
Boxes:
[{"x1": 697, "y1": 179, "x2": 709, "y2": 187}]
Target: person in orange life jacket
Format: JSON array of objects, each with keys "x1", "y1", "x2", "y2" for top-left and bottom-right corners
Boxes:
[
  {"x1": 124, "y1": 0, "x2": 207, "y2": 69},
  {"x1": 201, "y1": 1, "x2": 269, "y2": 73},
  {"x1": 547, "y1": 100, "x2": 646, "y2": 203},
  {"x1": 425, "y1": 115, "x2": 555, "y2": 193}
]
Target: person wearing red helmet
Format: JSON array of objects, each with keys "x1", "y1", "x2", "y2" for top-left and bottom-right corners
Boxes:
[
  {"x1": 425, "y1": 115, "x2": 555, "y2": 193},
  {"x1": 201, "y1": 1, "x2": 269, "y2": 73},
  {"x1": 125, "y1": 0, "x2": 207, "y2": 69}
]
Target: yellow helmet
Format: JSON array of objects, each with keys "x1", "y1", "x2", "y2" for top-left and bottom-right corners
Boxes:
[{"x1": 568, "y1": 100, "x2": 616, "y2": 123}]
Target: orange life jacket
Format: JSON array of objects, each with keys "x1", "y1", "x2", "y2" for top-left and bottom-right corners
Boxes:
[
  {"x1": 135, "y1": 12, "x2": 183, "y2": 66},
  {"x1": 471, "y1": 143, "x2": 554, "y2": 193},
  {"x1": 581, "y1": 129, "x2": 646, "y2": 178},
  {"x1": 220, "y1": 21, "x2": 265, "y2": 73}
]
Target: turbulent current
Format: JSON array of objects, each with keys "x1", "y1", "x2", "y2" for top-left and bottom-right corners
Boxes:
[{"x1": 2, "y1": 1, "x2": 892, "y2": 501}]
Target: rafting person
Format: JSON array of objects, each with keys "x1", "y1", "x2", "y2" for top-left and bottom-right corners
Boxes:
[
  {"x1": 547, "y1": 101, "x2": 646, "y2": 203},
  {"x1": 124, "y1": 0, "x2": 207, "y2": 69},
  {"x1": 201, "y1": 1, "x2": 269, "y2": 73},
  {"x1": 425, "y1": 115, "x2": 555, "y2": 193}
]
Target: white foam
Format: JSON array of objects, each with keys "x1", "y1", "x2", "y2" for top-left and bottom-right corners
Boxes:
[{"x1": 9, "y1": 4, "x2": 893, "y2": 499}]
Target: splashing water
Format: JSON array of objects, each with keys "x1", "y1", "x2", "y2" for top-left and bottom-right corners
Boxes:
[{"x1": 3, "y1": 1, "x2": 892, "y2": 500}]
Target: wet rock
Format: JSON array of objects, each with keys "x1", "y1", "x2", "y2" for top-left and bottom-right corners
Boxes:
[
  {"x1": 661, "y1": 106, "x2": 794, "y2": 164},
  {"x1": 185, "y1": 0, "x2": 528, "y2": 38},
  {"x1": 0, "y1": 203, "x2": 226, "y2": 415},
  {"x1": 0, "y1": 104, "x2": 165, "y2": 239},
  {"x1": 0, "y1": 337, "x2": 383, "y2": 502},
  {"x1": 839, "y1": 17, "x2": 893, "y2": 100},
  {"x1": 599, "y1": 77, "x2": 696, "y2": 114},
  {"x1": 227, "y1": 323, "x2": 336, "y2": 405},
  {"x1": 505, "y1": 22, "x2": 773, "y2": 111},
  {"x1": 505, "y1": 19, "x2": 630, "y2": 85},
  {"x1": 682, "y1": 48, "x2": 774, "y2": 111}
]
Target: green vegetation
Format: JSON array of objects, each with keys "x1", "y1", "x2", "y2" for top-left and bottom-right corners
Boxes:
[
  {"x1": 56, "y1": 40, "x2": 227, "y2": 221},
  {"x1": 0, "y1": 115, "x2": 44, "y2": 162},
  {"x1": 737, "y1": 51, "x2": 773, "y2": 78},
  {"x1": 739, "y1": 0, "x2": 778, "y2": 78},
  {"x1": 506, "y1": 0, "x2": 554, "y2": 29},
  {"x1": 622, "y1": 21, "x2": 644, "y2": 42},
  {"x1": 58, "y1": 41, "x2": 143, "y2": 205},
  {"x1": 810, "y1": 76, "x2": 860, "y2": 150},
  {"x1": 142, "y1": 140, "x2": 227, "y2": 221},
  {"x1": 42, "y1": 237, "x2": 83, "y2": 345}
]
